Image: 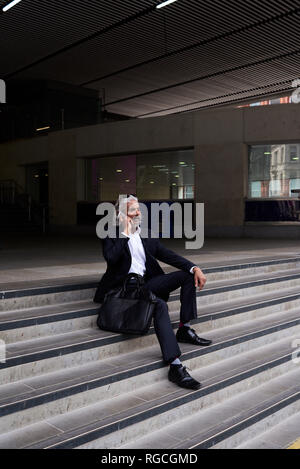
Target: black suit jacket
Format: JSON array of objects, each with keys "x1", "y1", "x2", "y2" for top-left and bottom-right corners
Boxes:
[{"x1": 93, "y1": 227, "x2": 196, "y2": 303}]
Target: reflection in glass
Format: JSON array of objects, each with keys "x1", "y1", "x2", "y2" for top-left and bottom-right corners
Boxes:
[
  {"x1": 249, "y1": 144, "x2": 300, "y2": 199},
  {"x1": 84, "y1": 149, "x2": 194, "y2": 202}
]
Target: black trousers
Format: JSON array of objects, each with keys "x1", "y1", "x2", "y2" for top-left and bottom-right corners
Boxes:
[{"x1": 128, "y1": 271, "x2": 197, "y2": 365}]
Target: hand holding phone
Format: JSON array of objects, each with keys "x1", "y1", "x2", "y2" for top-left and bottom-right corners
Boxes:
[{"x1": 118, "y1": 211, "x2": 133, "y2": 235}]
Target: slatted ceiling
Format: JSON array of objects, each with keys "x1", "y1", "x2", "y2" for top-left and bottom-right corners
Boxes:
[
  {"x1": 81, "y1": 11, "x2": 300, "y2": 90},
  {"x1": 1, "y1": 1, "x2": 300, "y2": 117},
  {"x1": 109, "y1": 57, "x2": 300, "y2": 117},
  {"x1": 91, "y1": 31, "x2": 300, "y2": 105},
  {"x1": 3, "y1": 11, "x2": 167, "y2": 82},
  {"x1": 86, "y1": 5, "x2": 300, "y2": 85},
  {"x1": 0, "y1": 0, "x2": 155, "y2": 76},
  {"x1": 140, "y1": 88, "x2": 290, "y2": 118}
]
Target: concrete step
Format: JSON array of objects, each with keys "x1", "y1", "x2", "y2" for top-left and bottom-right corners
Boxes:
[
  {"x1": 0, "y1": 277, "x2": 99, "y2": 312},
  {"x1": 0, "y1": 299, "x2": 99, "y2": 343},
  {"x1": 197, "y1": 266, "x2": 300, "y2": 307},
  {"x1": 117, "y1": 367, "x2": 300, "y2": 450},
  {"x1": 1, "y1": 257, "x2": 300, "y2": 312},
  {"x1": 1, "y1": 256, "x2": 300, "y2": 449},
  {"x1": 235, "y1": 410, "x2": 300, "y2": 449},
  {"x1": 193, "y1": 257, "x2": 300, "y2": 283},
  {"x1": 3, "y1": 279, "x2": 300, "y2": 344},
  {"x1": 0, "y1": 333, "x2": 298, "y2": 448},
  {"x1": 0, "y1": 330, "x2": 295, "y2": 448},
  {"x1": 1, "y1": 302, "x2": 300, "y2": 392},
  {"x1": 3, "y1": 262, "x2": 300, "y2": 342}
]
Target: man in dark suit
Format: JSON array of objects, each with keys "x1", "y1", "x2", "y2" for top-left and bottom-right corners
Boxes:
[{"x1": 94, "y1": 195, "x2": 212, "y2": 390}]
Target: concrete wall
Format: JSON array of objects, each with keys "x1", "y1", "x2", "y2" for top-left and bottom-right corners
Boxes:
[{"x1": 1, "y1": 104, "x2": 300, "y2": 233}]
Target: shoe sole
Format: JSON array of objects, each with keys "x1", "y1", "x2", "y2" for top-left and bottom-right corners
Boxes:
[
  {"x1": 168, "y1": 377, "x2": 201, "y2": 391},
  {"x1": 176, "y1": 338, "x2": 212, "y2": 346}
]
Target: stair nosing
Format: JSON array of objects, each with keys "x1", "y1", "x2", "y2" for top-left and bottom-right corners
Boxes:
[
  {"x1": 3, "y1": 297, "x2": 300, "y2": 366},
  {"x1": 29, "y1": 353, "x2": 298, "y2": 449},
  {"x1": 188, "y1": 389, "x2": 300, "y2": 449},
  {"x1": 1, "y1": 256, "x2": 300, "y2": 300},
  {"x1": 0, "y1": 314, "x2": 299, "y2": 418},
  {"x1": 2, "y1": 272, "x2": 300, "y2": 330}
]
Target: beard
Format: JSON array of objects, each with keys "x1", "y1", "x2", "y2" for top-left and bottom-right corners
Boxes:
[{"x1": 131, "y1": 216, "x2": 141, "y2": 230}]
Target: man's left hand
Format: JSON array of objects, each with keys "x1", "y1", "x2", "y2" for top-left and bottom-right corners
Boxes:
[{"x1": 193, "y1": 267, "x2": 206, "y2": 291}]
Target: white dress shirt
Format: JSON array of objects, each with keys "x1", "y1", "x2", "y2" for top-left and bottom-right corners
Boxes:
[
  {"x1": 121, "y1": 226, "x2": 146, "y2": 276},
  {"x1": 121, "y1": 226, "x2": 198, "y2": 276}
]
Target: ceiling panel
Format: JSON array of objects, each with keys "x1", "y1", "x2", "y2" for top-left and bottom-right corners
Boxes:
[{"x1": 1, "y1": 0, "x2": 300, "y2": 116}]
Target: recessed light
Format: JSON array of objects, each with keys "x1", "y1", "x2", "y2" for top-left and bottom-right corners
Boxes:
[
  {"x1": 2, "y1": 0, "x2": 22, "y2": 12},
  {"x1": 156, "y1": 0, "x2": 178, "y2": 10},
  {"x1": 36, "y1": 126, "x2": 50, "y2": 132}
]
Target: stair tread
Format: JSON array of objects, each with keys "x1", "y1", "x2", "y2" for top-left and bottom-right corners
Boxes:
[
  {"x1": 1, "y1": 257, "x2": 300, "y2": 298},
  {"x1": 0, "y1": 275, "x2": 99, "y2": 297},
  {"x1": 4, "y1": 303, "x2": 300, "y2": 361},
  {"x1": 0, "y1": 299, "x2": 98, "y2": 324},
  {"x1": 2, "y1": 271, "x2": 300, "y2": 328},
  {"x1": 0, "y1": 331, "x2": 295, "y2": 408},
  {"x1": 0, "y1": 334, "x2": 297, "y2": 449},
  {"x1": 202, "y1": 265, "x2": 300, "y2": 292},
  {"x1": 119, "y1": 367, "x2": 300, "y2": 449},
  {"x1": 6, "y1": 298, "x2": 300, "y2": 361},
  {"x1": 1, "y1": 256, "x2": 300, "y2": 449},
  {"x1": 236, "y1": 410, "x2": 300, "y2": 449}
]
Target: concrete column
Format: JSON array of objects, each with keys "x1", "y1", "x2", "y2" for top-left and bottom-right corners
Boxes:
[
  {"x1": 194, "y1": 143, "x2": 248, "y2": 237},
  {"x1": 48, "y1": 131, "x2": 77, "y2": 226}
]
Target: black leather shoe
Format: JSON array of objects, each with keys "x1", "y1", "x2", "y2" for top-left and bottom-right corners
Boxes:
[
  {"x1": 168, "y1": 365, "x2": 201, "y2": 390},
  {"x1": 176, "y1": 326, "x2": 212, "y2": 346}
]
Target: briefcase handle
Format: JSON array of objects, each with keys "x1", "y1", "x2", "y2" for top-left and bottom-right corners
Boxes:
[{"x1": 122, "y1": 273, "x2": 144, "y2": 293}]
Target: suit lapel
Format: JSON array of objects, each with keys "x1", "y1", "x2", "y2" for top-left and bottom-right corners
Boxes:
[{"x1": 116, "y1": 226, "x2": 131, "y2": 258}]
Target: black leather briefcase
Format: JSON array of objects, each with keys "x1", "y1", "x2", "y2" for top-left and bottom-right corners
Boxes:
[{"x1": 97, "y1": 273, "x2": 157, "y2": 335}]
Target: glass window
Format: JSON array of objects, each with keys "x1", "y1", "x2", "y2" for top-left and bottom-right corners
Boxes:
[
  {"x1": 250, "y1": 181, "x2": 262, "y2": 198},
  {"x1": 269, "y1": 180, "x2": 281, "y2": 197},
  {"x1": 84, "y1": 149, "x2": 194, "y2": 202},
  {"x1": 248, "y1": 144, "x2": 300, "y2": 199},
  {"x1": 290, "y1": 179, "x2": 300, "y2": 197},
  {"x1": 290, "y1": 146, "x2": 299, "y2": 162}
]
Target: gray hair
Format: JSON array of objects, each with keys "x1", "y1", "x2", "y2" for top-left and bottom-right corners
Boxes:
[{"x1": 114, "y1": 194, "x2": 138, "y2": 226}]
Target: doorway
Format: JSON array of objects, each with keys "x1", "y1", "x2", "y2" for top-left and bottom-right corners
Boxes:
[{"x1": 25, "y1": 162, "x2": 49, "y2": 205}]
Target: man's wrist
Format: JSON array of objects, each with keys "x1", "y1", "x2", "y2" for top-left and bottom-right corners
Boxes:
[{"x1": 190, "y1": 265, "x2": 200, "y2": 274}]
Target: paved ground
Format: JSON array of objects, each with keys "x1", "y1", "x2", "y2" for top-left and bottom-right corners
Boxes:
[{"x1": 0, "y1": 231, "x2": 300, "y2": 285}]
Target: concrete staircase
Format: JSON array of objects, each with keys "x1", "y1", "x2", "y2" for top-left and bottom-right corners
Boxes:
[{"x1": 1, "y1": 257, "x2": 300, "y2": 449}]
